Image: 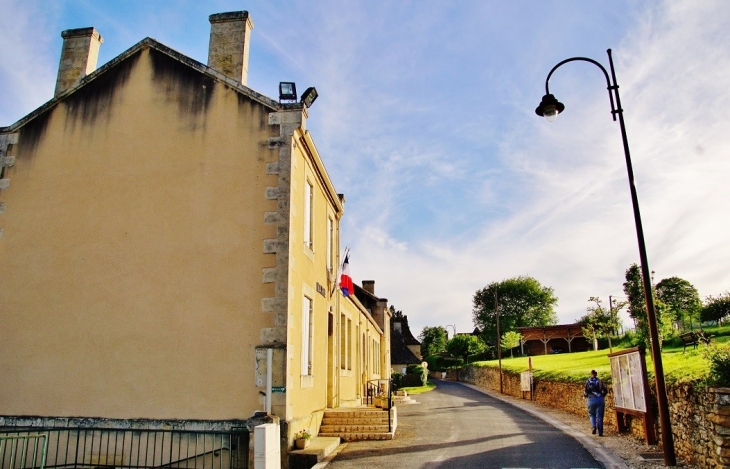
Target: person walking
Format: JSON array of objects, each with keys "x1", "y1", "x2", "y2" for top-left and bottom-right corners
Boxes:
[{"x1": 584, "y1": 369, "x2": 608, "y2": 436}]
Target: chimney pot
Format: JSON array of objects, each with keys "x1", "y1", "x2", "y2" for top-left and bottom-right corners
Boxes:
[
  {"x1": 55, "y1": 27, "x2": 103, "y2": 96},
  {"x1": 362, "y1": 280, "x2": 375, "y2": 295},
  {"x1": 208, "y1": 11, "x2": 254, "y2": 85}
]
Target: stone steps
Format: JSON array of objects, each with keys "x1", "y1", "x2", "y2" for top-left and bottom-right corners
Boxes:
[
  {"x1": 318, "y1": 407, "x2": 397, "y2": 441},
  {"x1": 288, "y1": 436, "x2": 340, "y2": 469}
]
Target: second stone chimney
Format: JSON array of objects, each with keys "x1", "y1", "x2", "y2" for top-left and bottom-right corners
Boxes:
[
  {"x1": 362, "y1": 280, "x2": 375, "y2": 295},
  {"x1": 207, "y1": 11, "x2": 254, "y2": 86},
  {"x1": 55, "y1": 27, "x2": 103, "y2": 97}
]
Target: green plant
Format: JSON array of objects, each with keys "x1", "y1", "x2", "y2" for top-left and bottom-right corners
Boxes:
[
  {"x1": 406, "y1": 364, "x2": 428, "y2": 386},
  {"x1": 391, "y1": 371, "x2": 403, "y2": 389},
  {"x1": 425, "y1": 354, "x2": 444, "y2": 371},
  {"x1": 703, "y1": 344, "x2": 730, "y2": 387},
  {"x1": 294, "y1": 429, "x2": 311, "y2": 440}
]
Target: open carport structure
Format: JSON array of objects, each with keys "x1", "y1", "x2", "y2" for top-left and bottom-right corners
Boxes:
[{"x1": 517, "y1": 324, "x2": 591, "y2": 355}]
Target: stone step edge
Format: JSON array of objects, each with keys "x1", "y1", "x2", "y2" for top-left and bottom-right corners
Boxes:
[
  {"x1": 288, "y1": 436, "x2": 341, "y2": 461},
  {"x1": 320, "y1": 426, "x2": 390, "y2": 432},
  {"x1": 318, "y1": 432, "x2": 394, "y2": 441}
]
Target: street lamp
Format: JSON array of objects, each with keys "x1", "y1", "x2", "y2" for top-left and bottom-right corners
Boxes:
[
  {"x1": 535, "y1": 49, "x2": 675, "y2": 466},
  {"x1": 445, "y1": 324, "x2": 456, "y2": 340}
]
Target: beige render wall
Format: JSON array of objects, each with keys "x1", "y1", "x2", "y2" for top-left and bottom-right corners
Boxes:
[
  {"x1": 0, "y1": 47, "x2": 280, "y2": 420},
  {"x1": 283, "y1": 131, "x2": 340, "y2": 421}
]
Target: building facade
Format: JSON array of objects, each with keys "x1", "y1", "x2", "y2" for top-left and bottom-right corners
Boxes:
[{"x1": 0, "y1": 10, "x2": 389, "y2": 458}]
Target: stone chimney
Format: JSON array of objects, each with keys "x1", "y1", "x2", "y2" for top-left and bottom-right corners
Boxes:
[
  {"x1": 362, "y1": 280, "x2": 375, "y2": 295},
  {"x1": 207, "y1": 11, "x2": 254, "y2": 86},
  {"x1": 55, "y1": 27, "x2": 103, "y2": 97}
]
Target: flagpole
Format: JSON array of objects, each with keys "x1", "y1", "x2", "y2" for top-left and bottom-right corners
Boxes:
[{"x1": 330, "y1": 246, "x2": 349, "y2": 297}]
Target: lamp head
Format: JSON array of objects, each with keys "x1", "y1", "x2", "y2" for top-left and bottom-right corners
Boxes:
[
  {"x1": 279, "y1": 82, "x2": 297, "y2": 102},
  {"x1": 535, "y1": 93, "x2": 565, "y2": 122},
  {"x1": 300, "y1": 87, "x2": 318, "y2": 108}
]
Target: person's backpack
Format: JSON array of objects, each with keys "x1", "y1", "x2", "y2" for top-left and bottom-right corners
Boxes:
[{"x1": 584, "y1": 377, "x2": 606, "y2": 398}]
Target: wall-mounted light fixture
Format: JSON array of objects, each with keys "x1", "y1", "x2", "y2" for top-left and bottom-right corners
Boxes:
[
  {"x1": 300, "y1": 87, "x2": 318, "y2": 108},
  {"x1": 279, "y1": 82, "x2": 297, "y2": 102}
]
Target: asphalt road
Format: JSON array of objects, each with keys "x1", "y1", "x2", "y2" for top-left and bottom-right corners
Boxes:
[{"x1": 325, "y1": 380, "x2": 605, "y2": 469}]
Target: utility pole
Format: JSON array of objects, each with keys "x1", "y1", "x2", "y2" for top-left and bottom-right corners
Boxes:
[{"x1": 495, "y1": 291, "x2": 503, "y2": 394}]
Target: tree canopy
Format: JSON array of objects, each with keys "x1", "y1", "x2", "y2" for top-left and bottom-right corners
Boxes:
[
  {"x1": 702, "y1": 293, "x2": 730, "y2": 324},
  {"x1": 446, "y1": 334, "x2": 486, "y2": 363},
  {"x1": 577, "y1": 296, "x2": 623, "y2": 352},
  {"x1": 623, "y1": 264, "x2": 647, "y2": 324},
  {"x1": 419, "y1": 326, "x2": 448, "y2": 358},
  {"x1": 655, "y1": 276, "x2": 702, "y2": 329},
  {"x1": 472, "y1": 276, "x2": 558, "y2": 342},
  {"x1": 501, "y1": 331, "x2": 522, "y2": 358}
]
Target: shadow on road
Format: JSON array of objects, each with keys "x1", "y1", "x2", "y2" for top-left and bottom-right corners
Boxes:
[{"x1": 332, "y1": 432, "x2": 524, "y2": 462}]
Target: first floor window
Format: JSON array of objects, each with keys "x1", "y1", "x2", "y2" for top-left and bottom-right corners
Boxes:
[
  {"x1": 340, "y1": 314, "x2": 347, "y2": 369},
  {"x1": 302, "y1": 296, "x2": 313, "y2": 375}
]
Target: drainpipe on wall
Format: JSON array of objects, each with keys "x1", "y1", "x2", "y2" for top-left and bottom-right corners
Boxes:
[{"x1": 266, "y1": 348, "x2": 273, "y2": 414}]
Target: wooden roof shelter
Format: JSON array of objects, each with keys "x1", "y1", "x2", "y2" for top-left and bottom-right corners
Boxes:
[{"x1": 517, "y1": 324, "x2": 591, "y2": 355}]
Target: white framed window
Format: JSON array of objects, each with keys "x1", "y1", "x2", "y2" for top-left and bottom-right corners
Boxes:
[
  {"x1": 340, "y1": 314, "x2": 347, "y2": 370},
  {"x1": 347, "y1": 318, "x2": 352, "y2": 370},
  {"x1": 304, "y1": 180, "x2": 313, "y2": 250},
  {"x1": 327, "y1": 216, "x2": 334, "y2": 274},
  {"x1": 302, "y1": 296, "x2": 313, "y2": 376}
]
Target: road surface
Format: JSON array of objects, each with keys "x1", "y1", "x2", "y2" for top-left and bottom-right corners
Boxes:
[{"x1": 325, "y1": 380, "x2": 605, "y2": 469}]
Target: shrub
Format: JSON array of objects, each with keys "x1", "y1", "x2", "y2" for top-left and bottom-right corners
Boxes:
[
  {"x1": 425, "y1": 354, "x2": 444, "y2": 371},
  {"x1": 391, "y1": 371, "x2": 403, "y2": 390},
  {"x1": 406, "y1": 364, "x2": 427, "y2": 386},
  {"x1": 703, "y1": 343, "x2": 730, "y2": 387}
]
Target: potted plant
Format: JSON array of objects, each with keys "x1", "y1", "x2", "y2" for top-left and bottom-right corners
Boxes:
[
  {"x1": 294, "y1": 429, "x2": 311, "y2": 449},
  {"x1": 375, "y1": 393, "x2": 390, "y2": 409}
]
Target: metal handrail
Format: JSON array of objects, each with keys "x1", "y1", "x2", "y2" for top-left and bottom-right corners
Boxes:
[{"x1": 366, "y1": 379, "x2": 393, "y2": 432}]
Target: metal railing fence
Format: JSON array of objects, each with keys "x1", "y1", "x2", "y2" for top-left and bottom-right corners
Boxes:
[
  {"x1": 0, "y1": 434, "x2": 49, "y2": 469},
  {"x1": 0, "y1": 428, "x2": 248, "y2": 469}
]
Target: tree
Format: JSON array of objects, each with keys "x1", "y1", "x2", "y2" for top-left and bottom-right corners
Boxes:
[
  {"x1": 701, "y1": 293, "x2": 730, "y2": 324},
  {"x1": 577, "y1": 297, "x2": 624, "y2": 352},
  {"x1": 623, "y1": 263, "x2": 653, "y2": 346},
  {"x1": 501, "y1": 331, "x2": 522, "y2": 358},
  {"x1": 446, "y1": 334, "x2": 486, "y2": 364},
  {"x1": 655, "y1": 276, "x2": 702, "y2": 330},
  {"x1": 419, "y1": 326, "x2": 448, "y2": 358},
  {"x1": 623, "y1": 264, "x2": 674, "y2": 347},
  {"x1": 472, "y1": 276, "x2": 559, "y2": 343}
]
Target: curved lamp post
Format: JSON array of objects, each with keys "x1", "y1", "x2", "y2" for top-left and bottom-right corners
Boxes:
[{"x1": 535, "y1": 49, "x2": 675, "y2": 466}]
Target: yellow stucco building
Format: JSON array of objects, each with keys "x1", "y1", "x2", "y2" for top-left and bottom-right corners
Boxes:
[{"x1": 0, "y1": 10, "x2": 390, "y2": 461}]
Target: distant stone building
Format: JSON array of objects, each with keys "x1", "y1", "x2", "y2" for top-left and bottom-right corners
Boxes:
[{"x1": 390, "y1": 312, "x2": 422, "y2": 373}]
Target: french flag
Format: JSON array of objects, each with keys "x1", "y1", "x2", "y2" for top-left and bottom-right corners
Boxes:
[{"x1": 339, "y1": 253, "x2": 354, "y2": 297}]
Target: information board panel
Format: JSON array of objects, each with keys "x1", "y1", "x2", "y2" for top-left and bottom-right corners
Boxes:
[
  {"x1": 520, "y1": 372, "x2": 533, "y2": 392},
  {"x1": 609, "y1": 347, "x2": 647, "y2": 413}
]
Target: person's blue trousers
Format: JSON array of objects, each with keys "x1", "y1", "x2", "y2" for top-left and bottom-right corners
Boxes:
[{"x1": 587, "y1": 396, "x2": 605, "y2": 435}]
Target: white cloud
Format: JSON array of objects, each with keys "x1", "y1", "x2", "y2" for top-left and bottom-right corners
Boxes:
[
  {"x1": 336, "y1": 0, "x2": 730, "y2": 336},
  {"x1": 2, "y1": 0, "x2": 728, "y2": 339}
]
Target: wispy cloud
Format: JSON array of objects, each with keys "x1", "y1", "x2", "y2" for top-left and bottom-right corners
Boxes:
[{"x1": 1, "y1": 0, "x2": 727, "y2": 337}]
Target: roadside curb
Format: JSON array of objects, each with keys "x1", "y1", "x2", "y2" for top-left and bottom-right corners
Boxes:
[
  {"x1": 311, "y1": 441, "x2": 348, "y2": 469},
  {"x1": 458, "y1": 382, "x2": 630, "y2": 469}
]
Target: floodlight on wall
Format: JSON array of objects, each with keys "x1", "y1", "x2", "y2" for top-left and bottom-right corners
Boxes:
[
  {"x1": 279, "y1": 82, "x2": 297, "y2": 102},
  {"x1": 300, "y1": 87, "x2": 318, "y2": 108}
]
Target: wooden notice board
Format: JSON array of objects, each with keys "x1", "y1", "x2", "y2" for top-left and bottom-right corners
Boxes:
[{"x1": 607, "y1": 346, "x2": 657, "y2": 444}]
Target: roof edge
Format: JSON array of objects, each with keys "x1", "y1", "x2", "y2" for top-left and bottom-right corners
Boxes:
[{"x1": 2, "y1": 37, "x2": 282, "y2": 133}]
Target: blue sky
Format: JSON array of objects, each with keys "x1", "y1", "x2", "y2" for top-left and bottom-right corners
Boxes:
[{"x1": 2, "y1": 0, "x2": 729, "y2": 337}]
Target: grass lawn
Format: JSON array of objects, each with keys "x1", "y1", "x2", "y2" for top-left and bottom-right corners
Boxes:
[
  {"x1": 469, "y1": 324, "x2": 729, "y2": 386},
  {"x1": 398, "y1": 382, "x2": 436, "y2": 394}
]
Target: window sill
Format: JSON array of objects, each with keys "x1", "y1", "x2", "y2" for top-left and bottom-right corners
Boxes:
[{"x1": 300, "y1": 375, "x2": 314, "y2": 388}]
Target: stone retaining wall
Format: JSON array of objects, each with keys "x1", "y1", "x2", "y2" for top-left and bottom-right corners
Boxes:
[{"x1": 446, "y1": 366, "x2": 730, "y2": 468}]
